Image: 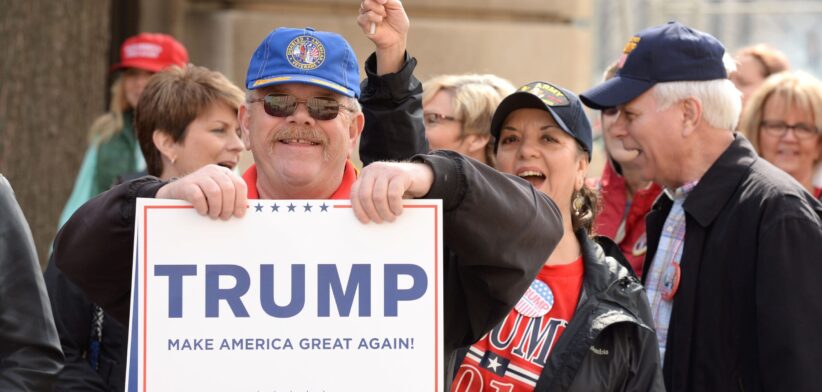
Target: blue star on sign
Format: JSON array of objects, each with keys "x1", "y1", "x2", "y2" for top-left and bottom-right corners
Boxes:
[
  {"x1": 270, "y1": 203, "x2": 279, "y2": 212},
  {"x1": 287, "y1": 203, "x2": 296, "y2": 212},
  {"x1": 320, "y1": 203, "x2": 329, "y2": 212},
  {"x1": 254, "y1": 203, "x2": 263, "y2": 212},
  {"x1": 303, "y1": 203, "x2": 312, "y2": 212}
]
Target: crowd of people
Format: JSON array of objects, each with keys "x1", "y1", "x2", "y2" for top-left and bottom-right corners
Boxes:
[{"x1": 1, "y1": 0, "x2": 821, "y2": 391}]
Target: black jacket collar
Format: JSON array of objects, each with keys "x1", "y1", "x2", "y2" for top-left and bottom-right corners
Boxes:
[{"x1": 682, "y1": 134, "x2": 757, "y2": 227}]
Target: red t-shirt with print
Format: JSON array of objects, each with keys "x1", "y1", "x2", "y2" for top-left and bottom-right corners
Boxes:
[{"x1": 451, "y1": 256, "x2": 584, "y2": 392}]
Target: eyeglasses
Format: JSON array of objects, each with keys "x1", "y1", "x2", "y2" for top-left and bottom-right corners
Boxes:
[
  {"x1": 423, "y1": 112, "x2": 460, "y2": 127},
  {"x1": 248, "y1": 93, "x2": 354, "y2": 121},
  {"x1": 760, "y1": 120, "x2": 820, "y2": 140}
]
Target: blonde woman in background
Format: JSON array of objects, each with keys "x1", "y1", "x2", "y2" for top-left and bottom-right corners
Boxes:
[
  {"x1": 58, "y1": 33, "x2": 188, "y2": 226},
  {"x1": 422, "y1": 74, "x2": 515, "y2": 167},
  {"x1": 740, "y1": 71, "x2": 822, "y2": 199}
]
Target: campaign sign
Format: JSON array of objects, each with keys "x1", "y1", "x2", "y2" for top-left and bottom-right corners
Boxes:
[{"x1": 126, "y1": 198, "x2": 443, "y2": 391}]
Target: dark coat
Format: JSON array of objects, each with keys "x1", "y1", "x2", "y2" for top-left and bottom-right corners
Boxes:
[
  {"x1": 451, "y1": 231, "x2": 665, "y2": 391},
  {"x1": 0, "y1": 175, "x2": 64, "y2": 390},
  {"x1": 358, "y1": 52, "x2": 428, "y2": 166},
  {"x1": 540, "y1": 232, "x2": 663, "y2": 391},
  {"x1": 643, "y1": 136, "x2": 822, "y2": 392},
  {"x1": 44, "y1": 260, "x2": 126, "y2": 391}
]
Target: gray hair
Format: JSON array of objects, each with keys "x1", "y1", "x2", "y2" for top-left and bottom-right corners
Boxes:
[
  {"x1": 345, "y1": 97, "x2": 361, "y2": 114},
  {"x1": 652, "y1": 79, "x2": 742, "y2": 130},
  {"x1": 650, "y1": 53, "x2": 741, "y2": 130}
]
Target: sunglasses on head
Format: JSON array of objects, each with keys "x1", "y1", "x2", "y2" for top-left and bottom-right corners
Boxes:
[{"x1": 249, "y1": 93, "x2": 353, "y2": 121}]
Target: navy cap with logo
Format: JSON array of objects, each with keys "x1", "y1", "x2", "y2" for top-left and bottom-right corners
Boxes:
[
  {"x1": 490, "y1": 81, "x2": 592, "y2": 161},
  {"x1": 580, "y1": 21, "x2": 727, "y2": 110},
  {"x1": 245, "y1": 27, "x2": 361, "y2": 98}
]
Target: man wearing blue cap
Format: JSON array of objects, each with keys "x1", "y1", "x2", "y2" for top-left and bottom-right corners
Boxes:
[
  {"x1": 235, "y1": 26, "x2": 366, "y2": 201},
  {"x1": 54, "y1": 4, "x2": 565, "y2": 387},
  {"x1": 581, "y1": 21, "x2": 822, "y2": 391}
]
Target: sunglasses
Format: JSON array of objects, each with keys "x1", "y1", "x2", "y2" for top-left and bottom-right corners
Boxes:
[{"x1": 249, "y1": 93, "x2": 354, "y2": 121}]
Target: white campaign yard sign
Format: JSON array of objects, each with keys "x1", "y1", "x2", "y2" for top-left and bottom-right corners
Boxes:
[{"x1": 126, "y1": 198, "x2": 443, "y2": 392}]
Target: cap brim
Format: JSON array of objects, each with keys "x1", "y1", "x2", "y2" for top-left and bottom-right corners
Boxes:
[
  {"x1": 491, "y1": 92, "x2": 573, "y2": 139},
  {"x1": 248, "y1": 74, "x2": 356, "y2": 98},
  {"x1": 110, "y1": 59, "x2": 174, "y2": 74},
  {"x1": 580, "y1": 76, "x2": 655, "y2": 110}
]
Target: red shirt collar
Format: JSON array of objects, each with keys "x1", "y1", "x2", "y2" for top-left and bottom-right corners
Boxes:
[{"x1": 241, "y1": 160, "x2": 358, "y2": 199}]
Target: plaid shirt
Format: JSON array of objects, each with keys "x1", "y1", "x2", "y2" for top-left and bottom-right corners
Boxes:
[{"x1": 645, "y1": 180, "x2": 698, "y2": 364}]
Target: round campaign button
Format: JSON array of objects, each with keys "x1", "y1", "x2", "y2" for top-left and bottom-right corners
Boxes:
[
  {"x1": 661, "y1": 262, "x2": 681, "y2": 301},
  {"x1": 515, "y1": 279, "x2": 555, "y2": 318}
]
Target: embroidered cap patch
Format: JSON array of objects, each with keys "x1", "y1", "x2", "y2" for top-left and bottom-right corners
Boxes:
[
  {"x1": 618, "y1": 36, "x2": 641, "y2": 68},
  {"x1": 286, "y1": 35, "x2": 326, "y2": 70},
  {"x1": 519, "y1": 82, "x2": 570, "y2": 107}
]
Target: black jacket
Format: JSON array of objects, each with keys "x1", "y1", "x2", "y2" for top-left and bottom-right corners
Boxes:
[
  {"x1": 43, "y1": 260, "x2": 126, "y2": 391},
  {"x1": 642, "y1": 136, "x2": 822, "y2": 392},
  {"x1": 53, "y1": 150, "x2": 564, "y2": 377},
  {"x1": 358, "y1": 52, "x2": 428, "y2": 165},
  {"x1": 0, "y1": 175, "x2": 64, "y2": 390},
  {"x1": 452, "y1": 230, "x2": 664, "y2": 391}
]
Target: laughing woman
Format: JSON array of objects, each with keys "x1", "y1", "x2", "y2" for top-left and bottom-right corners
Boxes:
[
  {"x1": 448, "y1": 82, "x2": 663, "y2": 392},
  {"x1": 44, "y1": 64, "x2": 245, "y2": 391}
]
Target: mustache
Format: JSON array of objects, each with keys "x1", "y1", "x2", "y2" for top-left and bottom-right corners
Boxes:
[
  {"x1": 269, "y1": 125, "x2": 331, "y2": 161},
  {"x1": 270, "y1": 125, "x2": 329, "y2": 146}
]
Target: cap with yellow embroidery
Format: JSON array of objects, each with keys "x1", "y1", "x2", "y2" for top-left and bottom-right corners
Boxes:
[
  {"x1": 580, "y1": 21, "x2": 727, "y2": 110},
  {"x1": 490, "y1": 81, "x2": 592, "y2": 160},
  {"x1": 245, "y1": 27, "x2": 360, "y2": 98}
]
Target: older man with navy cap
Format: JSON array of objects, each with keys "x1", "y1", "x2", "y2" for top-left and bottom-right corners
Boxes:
[{"x1": 581, "y1": 21, "x2": 822, "y2": 392}]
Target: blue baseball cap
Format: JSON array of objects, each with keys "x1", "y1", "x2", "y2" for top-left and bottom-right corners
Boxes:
[
  {"x1": 491, "y1": 81, "x2": 592, "y2": 160},
  {"x1": 580, "y1": 21, "x2": 727, "y2": 110},
  {"x1": 245, "y1": 27, "x2": 361, "y2": 98}
]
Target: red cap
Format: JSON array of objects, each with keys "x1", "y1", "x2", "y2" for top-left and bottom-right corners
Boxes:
[{"x1": 111, "y1": 33, "x2": 189, "y2": 73}]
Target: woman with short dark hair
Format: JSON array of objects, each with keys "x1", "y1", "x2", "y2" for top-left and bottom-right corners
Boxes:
[{"x1": 46, "y1": 64, "x2": 246, "y2": 391}]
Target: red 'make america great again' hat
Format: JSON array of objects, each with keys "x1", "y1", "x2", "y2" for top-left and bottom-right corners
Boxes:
[{"x1": 111, "y1": 33, "x2": 189, "y2": 73}]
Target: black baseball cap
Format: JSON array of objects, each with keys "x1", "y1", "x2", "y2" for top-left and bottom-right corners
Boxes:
[
  {"x1": 491, "y1": 81, "x2": 592, "y2": 160},
  {"x1": 580, "y1": 21, "x2": 728, "y2": 110}
]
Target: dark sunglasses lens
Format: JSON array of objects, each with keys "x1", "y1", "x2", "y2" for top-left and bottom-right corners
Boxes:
[
  {"x1": 308, "y1": 97, "x2": 340, "y2": 120},
  {"x1": 263, "y1": 94, "x2": 295, "y2": 117}
]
